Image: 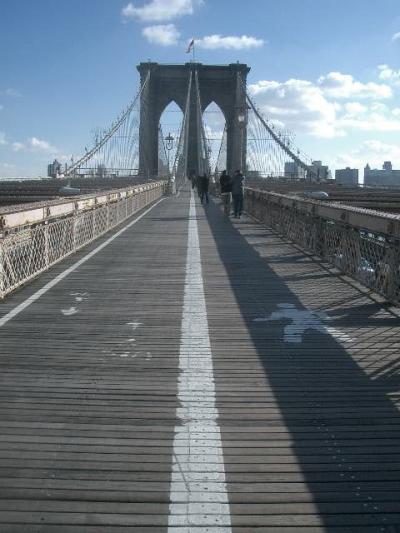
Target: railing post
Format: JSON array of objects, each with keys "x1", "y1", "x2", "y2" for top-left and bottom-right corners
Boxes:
[
  {"x1": 44, "y1": 223, "x2": 50, "y2": 269},
  {"x1": 106, "y1": 203, "x2": 110, "y2": 230},
  {"x1": 92, "y1": 209, "x2": 96, "y2": 239},
  {"x1": 72, "y1": 213, "x2": 78, "y2": 252}
]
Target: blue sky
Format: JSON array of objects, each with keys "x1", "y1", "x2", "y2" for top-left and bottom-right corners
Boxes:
[{"x1": 1, "y1": 0, "x2": 400, "y2": 178}]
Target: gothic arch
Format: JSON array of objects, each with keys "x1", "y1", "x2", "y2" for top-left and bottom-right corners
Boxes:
[
  {"x1": 138, "y1": 62, "x2": 250, "y2": 177},
  {"x1": 202, "y1": 101, "x2": 226, "y2": 171}
]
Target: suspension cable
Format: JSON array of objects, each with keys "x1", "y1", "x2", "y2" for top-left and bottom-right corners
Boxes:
[{"x1": 65, "y1": 71, "x2": 150, "y2": 177}]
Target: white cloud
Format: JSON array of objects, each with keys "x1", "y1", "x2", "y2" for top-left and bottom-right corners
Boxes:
[
  {"x1": 196, "y1": 34, "x2": 264, "y2": 50},
  {"x1": 335, "y1": 140, "x2": 400, "y2": 172},
  {"x1": 392, "y1": 32, "x2": 400, "y2": 42},
  {"x1": 12, "y1": 137, "x2": 58, "y2": 154},
  {"x1": 318, "y1": 72, "x2": 392, "y2": 99},
  {"x1": 343, "y1": 102, "x2": 368, "y2": 115},
  {"x1": 203, "y1": 102, "x2": 226, "y2": 129},
  {"x1": 122, "y1": 0, "x2": 200, "y2": 22},
  {"x1": 30, "y1": 137, "x2": 57, "y2": 152},
  {"x1": 204, "y1": 124, "x2": 225, "y2": 170},
  {"x1": 12, "y1": 142, "x2": 24, "y2": 152},
  {"x1": 142, "y1": 24, "x2": 180, "y2": 45},
  {"x1": 4, "y1": 88, "x2": 22, "y2": 98},
  {"x1": 249, "y1": 78, "x2": 343, "y2": 138},
  {"x1": 377, "y1": 64, "x2": 400, "y2": 85},
  {"x1": 248, "y1": 69, "x2": 400, "y2": 140},
  {"x1": 204, "y1": 124, "x2": 224, "y2": 139},
  {"x1": 337, "y1": 100, "x2": 400, "y2": 132},
  {"x1": 0, "y1": 132, "x2": 7, "y2": 145},
  {"x1": 338, "y1": 112, "x2": 400, "y2": 133},
  {"x1": 370, "y1": 102, "x2": 389, "y2": 113}
]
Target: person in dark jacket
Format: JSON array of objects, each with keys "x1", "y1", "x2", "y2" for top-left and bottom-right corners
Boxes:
[
  {"x1": 219, "y1": 170, "x2": 231, "y2": 216},
  {"x1": 198, "y1": 173, "x2": 209, "y2": 204},
  {"x1": 189, "y1": 169, "x2": 196, "y2": 189},
  {"x1": 231, "y1": 170, "x2": 245, "y2": 218}
]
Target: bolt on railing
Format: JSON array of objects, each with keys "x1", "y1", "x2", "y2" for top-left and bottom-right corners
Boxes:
[
  {"x1": 0, "y1": 180, "x2": 167, "y2": 299},
  {"x1": 244, "y1": 187, "x2": 400, "y2": 305}
]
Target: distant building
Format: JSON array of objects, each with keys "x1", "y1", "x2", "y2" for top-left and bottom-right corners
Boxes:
[
  {"x1": 307, "y1": 160, "x2": 331, "y2": 181},
  {"x1": 364, "y1": 162, "x2": 400, "y2": 188},
  {"x1": 47, "y1": 159, "x2": 61, "y2": 178},
  {"x1": 284, "y1": 161, "x2": 306, "y2": 179},
  {"x1": 335, "y1": 167, "x2": 359, "y2": 186}
]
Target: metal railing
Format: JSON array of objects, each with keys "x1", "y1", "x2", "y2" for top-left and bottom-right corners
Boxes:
[
  {"x1": 0, "y1": 181, "x2": 167, "y2": 299},
  {"x1": 244, "y1": 188, "x2": 400, "y2": 305}
]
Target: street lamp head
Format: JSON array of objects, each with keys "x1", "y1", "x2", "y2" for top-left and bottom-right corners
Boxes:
[
  {"x1": 237, "y1": 108, "x2": 247, "y2": 129},
  {"x1": 165, "y1": 132, "x2": 174, "y2": 151}
]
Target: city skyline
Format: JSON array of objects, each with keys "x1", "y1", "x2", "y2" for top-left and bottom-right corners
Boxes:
[{"x1": 1, "y1": 0, "x2": 400, "y2": 179}]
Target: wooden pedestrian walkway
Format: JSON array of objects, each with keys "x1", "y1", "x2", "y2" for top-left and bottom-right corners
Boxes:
[{"x1": 0, "y1": 187, "x2": 400, "y2": 532}]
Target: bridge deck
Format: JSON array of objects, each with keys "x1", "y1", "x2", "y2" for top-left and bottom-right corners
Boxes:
[{"x1": 0, "y1": 188, "x2": 400, "y2": 532}]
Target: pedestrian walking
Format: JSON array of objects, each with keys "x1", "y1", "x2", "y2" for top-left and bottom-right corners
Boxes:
[
  {"x1": 199, "y1": 173, "x2": 209, "y2": 204},
  {"x1": 231, "y1": 170, "x2": 245, "y2": 218},
  {"x1": 219, "y1": 170, "x2": 232, "y2": 216},
  {"x1": 189, "y1": 169, "x2": 196, "y2": 189},
  {"x1": 195, "y1": 174, "x2": 202, "y2": 198}
]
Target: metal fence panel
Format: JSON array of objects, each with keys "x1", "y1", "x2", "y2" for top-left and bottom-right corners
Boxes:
[
  {"x1": 0, "y1": 181, "x2": 166, "y2": 298},
  {"x1": 244, "y1": 188, "x2": 400, "y2": 305}
]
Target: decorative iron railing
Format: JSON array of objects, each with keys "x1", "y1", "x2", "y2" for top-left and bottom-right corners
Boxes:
[
  {"x1": 244, "y1": 188, "x2": 400, "y2": 305},
  {"x1": 0, "y1": 181, "x2": 167, "y2": 298}
]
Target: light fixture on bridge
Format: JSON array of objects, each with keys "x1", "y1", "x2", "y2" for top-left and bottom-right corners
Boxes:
[
  {"x1": 237, "y1": 112, "x2": 247, "y2": 128},
  {"x1": 236, "y1": 104, "x2": 248, "y2": 128},
  {"x1": 165, "y1": 132, "x2": 174, "y2": 175},
  {"x1": 165, "y1": 132, "x2": 174, "y2": 151}
]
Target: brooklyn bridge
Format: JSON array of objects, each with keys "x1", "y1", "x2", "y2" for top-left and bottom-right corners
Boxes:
[{"x1": 0, "y1": 62, "x2": 399, "y2": 532}]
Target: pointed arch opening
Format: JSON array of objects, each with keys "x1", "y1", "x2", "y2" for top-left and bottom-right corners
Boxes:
[
  {"x1": 202, "y1": 102, "x2": 226, "y2": 173},
  {"x1": 158, "y1": 101, "x2": 184, "y2": 176}
]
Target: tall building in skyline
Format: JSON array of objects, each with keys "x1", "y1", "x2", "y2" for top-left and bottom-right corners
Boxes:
[
  {"x1": 284, "y1": 161, "x2": 306, "y2": 179},
  {"x1": 335, "y1": 167, "x2": 359, "y2": 186},
  {"x1": 308, "y1": 160, "x2": 331, "y2": 181},
  {"x1": 364, "y1": 162, "x2": 400, "y2": 188},
  {"x1": 47, "y1": 159, "x2": 61, "y2": 178}
]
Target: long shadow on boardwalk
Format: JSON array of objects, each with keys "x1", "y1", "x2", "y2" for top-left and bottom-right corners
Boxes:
[{"x1": 202, "y1": 199, "x2": 400, "y2": 532}]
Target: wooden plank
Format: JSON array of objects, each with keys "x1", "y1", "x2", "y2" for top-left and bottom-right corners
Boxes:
[
  {"x1": 0, "y1": 194, "x2": 189, "y2": 530},
  {"x1": 199, "y1": 196, "x2": 400, "y2": 529},
  {"x1": 0, "y1": 189, "x2": 400, "y2": 530}
]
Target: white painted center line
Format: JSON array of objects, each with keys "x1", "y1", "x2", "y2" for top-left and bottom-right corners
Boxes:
[{"x1": 168, "y1": 191, "x2": 232, "y2": 532}]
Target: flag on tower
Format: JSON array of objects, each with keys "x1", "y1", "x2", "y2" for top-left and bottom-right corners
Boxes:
[{"x1": 186, "y1": 39, "x2": 195, "y2": 53}]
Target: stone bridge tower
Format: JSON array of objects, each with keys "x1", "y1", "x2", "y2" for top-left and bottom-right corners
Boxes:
[{"x1": 137, "y1": 62, "x2": 250, "y2": 178}]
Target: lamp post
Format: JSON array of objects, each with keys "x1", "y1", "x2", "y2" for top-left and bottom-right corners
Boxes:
[
  {"x1": 165, "y1": 132, "x2": 176, "y2": 194},
  {"x1": 237, "y1": 106, "x2": 248, "y2": 173},
  {"x1": 165, "y1": 132, "x2": 174, "y2": 176}
]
